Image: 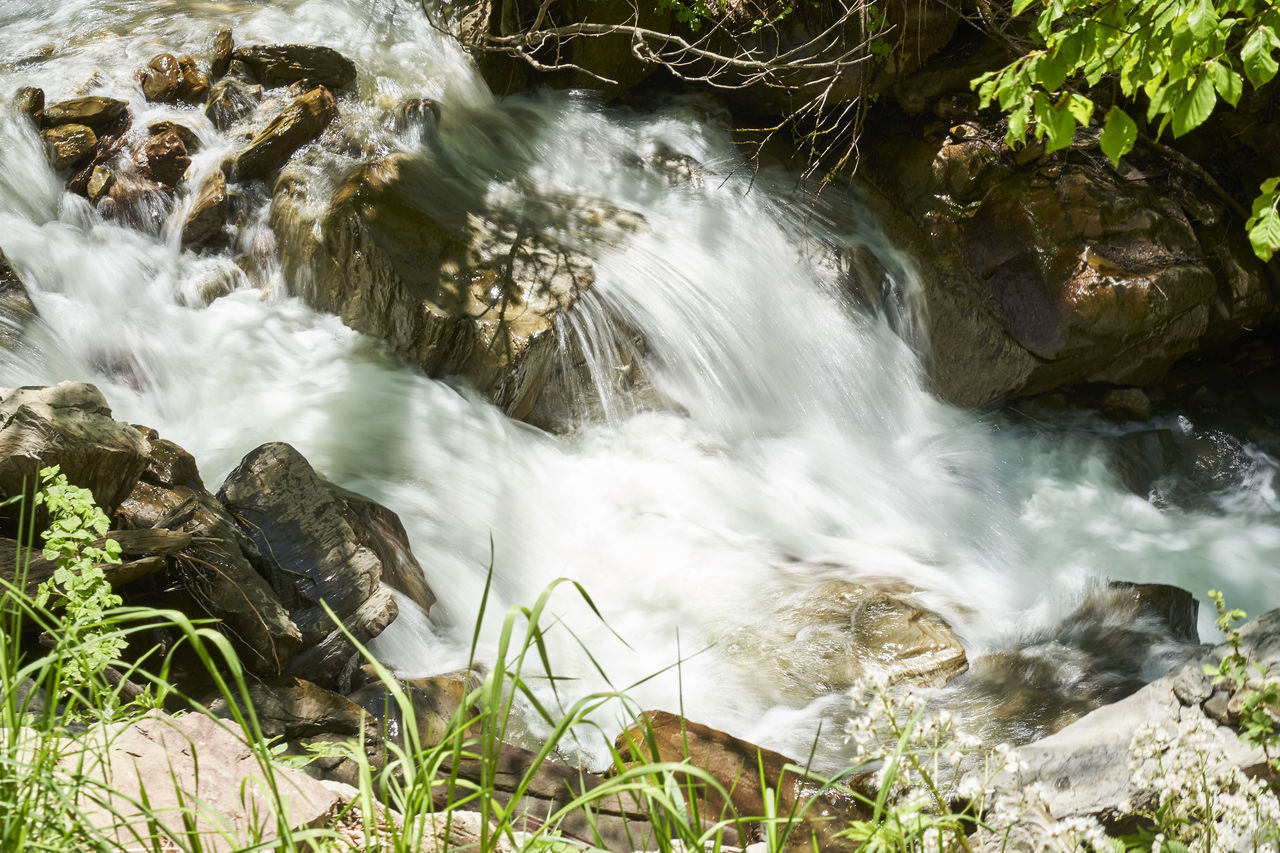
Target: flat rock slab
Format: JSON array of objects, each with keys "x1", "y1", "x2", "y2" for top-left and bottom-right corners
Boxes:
[{"x1": 80, "y1": 711, "x2": 342, "y2": 852}]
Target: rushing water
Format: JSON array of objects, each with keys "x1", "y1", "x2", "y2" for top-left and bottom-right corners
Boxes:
[{"x1": 3, "y1": 0, "x2": 1280, "y2": 768}]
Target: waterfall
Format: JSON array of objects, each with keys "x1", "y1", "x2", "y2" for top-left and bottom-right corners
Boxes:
[{"x1": 2, "y1": 0, "x2": 1278, "y2": 767}]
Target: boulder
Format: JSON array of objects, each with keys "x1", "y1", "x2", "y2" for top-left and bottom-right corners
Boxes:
[
  {"x1": 139, "y1": 52, "x2": 210, "y2": 104},
  {"x1": 232, "y1": 85, "x2": 336, "y2": 180},
  {"x1": 181, "y1": 169, "x2": 228, "y2": 247},
  {"x1": 204, "y1": 76, "x2": 262, "y2": 131},
  {"x1": 349, "y1": 671, "x2": 479, "y2": 748},
  {"x1": 14, "y1": 86, "x2": 43, "y2": 124},
  {"x1": 133, "y1": 127, "x2": 190, "y2": 190},
  {"x1": 211, "y1": 27, "x2": 234, "y2": 79},
  {"x1": 232, "y1": 44, "x2": 357, "y2": 90},
  {"x1": 271, "y1": 154, "x2": 601, "y2": 419},
  {"x1": 40, "y1": 123, "x2": 96, "y2": 169},
  {"x1": 147, "y1": 121, "x2": 200, "y2": 152},
  {"x1": 79, "y1": 710, "x2": 344, "y2": 853},
  {"x1": 863, "y1": 130, "x2": 1265, "y2": 407},
  {"x1": 40, "y1": 95, "x2": 127, "y2": 128},
  {"x1": 615, "y1": 711, "x2": 863, "y2": 851},
  {"x1": 725, "y1": 580, "x2": 967, "y2": 703},
  {"x1": 85, "y1": 165, "x2": 114, "y2": 203},
  {"x1": 0, "y1": 382, "x2": 150, "y2": 523},
  {"x1": 985, "y1": 608, "x2": 1280, "y2": 835}
]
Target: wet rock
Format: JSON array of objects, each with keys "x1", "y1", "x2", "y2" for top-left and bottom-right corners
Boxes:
[
  {"x1": 130, "y1": 425, "x2": 203, "y2": 491},
  {"x1": 217, "y1": 442, "x2": 429, "y2": 686},
  {"x1": 211, "y1": 27, "x2": 234, "y2": 79},
  {"x1": 232, "y1": 43, "x2": 357, "y2": 90},
  {"x1": 40, "y1": 123, "x2": 96, "y2": 169},
  {"x1": 40, "y1": 95, "x2": 127, "y2": 128},
  {"x1": 1101, "y1": 386, "x2": 1152, "y2": 422},
  {"x1": 86, "y1": 165, "x2": 114, "y2": 203},
  {"x1": 133, "y1": 128, "x2": 191, "y2": 190},
  {"x1": 349, "y1": 671, "x2": 481, "y2": 750},
  {"x1": 79, "y1": 710, "x2": 344, "y2": 853},
  {"x1": 0, "y1": 382, "x2": 150, "y2": 523},
  {"x1": 0, "y1": 251, "x2": 39, "y2": 351},
  {"x1": 139, "y1": 53, "x2": 210, "y2": 104},
  {"x1": 616, "y1": 711, "x2": 863, "y2": 851},
  {"x1": 726, "y1": 580, "x2": 967, "y2": 702},
  {"x1": 181, "y1": 169, "x2": 228, "y2": 247},
  {"x1": 14, "y1": 86, "x2": 43, "y2": 124},
  {"x1": 204, "y1": 76, "x2": 262, "y2": 131},
  {"x1": 271, "y1": 154, "x2": 602, "y2": 419},
  {"x1": 232, "y1": 85, "x2": 336, "y2": 180},
  {"x1": 147, "y1": 120, "x2": 200, "y2": 152},
  {"x1": 393, "y1": 97, "x2": 440, "y2": 135}
]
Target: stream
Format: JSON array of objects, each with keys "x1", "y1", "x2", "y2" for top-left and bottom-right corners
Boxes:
[{"x1": 2, "y1": 0, "x2": 1279, "y2": 769}]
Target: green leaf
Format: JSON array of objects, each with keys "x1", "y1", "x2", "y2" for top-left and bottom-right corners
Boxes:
[
  {"x1": 1247, "y1": 205, "x2": 1280, "y2": 261},
  {"x1": 1172, "y1": 72, "x2": 1216, "y2": 136},
  {"x1": 1012, "y1": 0, "x2": 1037, "y2": 15},
  {"x1": 1100, "y1": 106, "x2": 1138, "y2": 167},
  {"x1": 1066, "y1": 93, "x2": 1095, "y2": 126},
  {"x1": 1242, "y1": 26, "x2": 1280, "y2": 88},
  {"x1": 1035, "y1": 94, "x2": 1078, "y2": 152},
  {"x1": 1208, "y1": 61, "x2": 1244, "y2": 106},
  {"x1": 1187, "y1": 0, "x2": 1217, "y2": 39}
]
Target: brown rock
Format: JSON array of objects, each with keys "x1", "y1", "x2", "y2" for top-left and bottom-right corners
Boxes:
[
  {"x1": 205, "y1": 76, "x2": 262, "y2": 131},
  {"x1": 14, "y1": 86, "x2": 43, "y2": 123},
  {"x1": 0, "y1": 251, "x2": 39, "y2": 352},
  {"x1": 211, "y1": 27, "x2": 234, "y2": 79},
  {"x1": 181, "y1": 169, "x2": 228, "y2": 247},
  {"x1": 41, "y1": 95, "x2": 127, "y2": 128},
  {"x1": 140, "y1": 53, "x2": 210, "y2": 104},
  {"x1": 1101, "y1": 386, "x2": 1152, "y2": 422},
  {"x1": 616, "y1": 711, "x2": 864, "y2": 851},
  {"x1": 86, "y1": 165, "x2": 114, "y2": 203},
  {"x1": 40, "y1": 123, "x2": 97, "y2": 169},
  {"x1": 233, "y1": 85, "x2": 336, "y2": 179},
  {"x1": 134, "y1": 128, "x2": 191, "y2": 190},
  {"x1": 148, "y1": 120, "x2": 200, "y2": 152},
  {"x1": 232, "y1": 43, "x2": 357, "y2": 90}
]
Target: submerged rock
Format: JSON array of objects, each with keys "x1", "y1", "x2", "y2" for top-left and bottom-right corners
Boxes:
[
  {"x1": 0, "y1": 251, "x2": 39, "y2": 351},
  {"x1": 181, "y1": 169, "x2": 228, "y2": 247},
  {"x1": 14, "y1": 85, "x2": 43, "y2": 124},
  {"x1": 232, "y1": 85, "x2": 336, "y2": 179},
  {"x1": 133, "y1": 127, "x2": 191, "y2": 190},
  {"x1": 205, "y1": 76, "x2": 262, "y2": 131},
  {"x1": 232, "y1": 43, "x2": 357, "y2": 90}
]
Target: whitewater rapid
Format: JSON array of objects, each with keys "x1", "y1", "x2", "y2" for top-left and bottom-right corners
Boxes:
[{"x1": 2, "y1": 0, "x2": 1279, "y2": 766}]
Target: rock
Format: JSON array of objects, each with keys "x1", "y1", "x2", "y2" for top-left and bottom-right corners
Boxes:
[
  {"x1": 271, "y1": 154, "x2": 599, "y2": 419},
  {"x1": 40, "y1": 95, "x2": 127, "y2": 128},
  {"x1": 86, "y1": 165, "x2": 114, "y2": 203},
  {"x1": 393, "y1": 97, "x2": 440, "y2": 135},
  {"x1": 79, "y1": 710, "x2": 344, "y2": 853},
  {"x1": 130, "y1": 425, "x2": 204, "y2": 491},
  {"x1": 0, "y1": 251, "x2": 39, "y2": 351},
  {"x1": 349, "y1": 671, "x2": 478, "y2": 748},
  {"x1": 0, "y1": 382, "x2": 150, "y2": 524},
  {"x1": 139, "y1": 52, "x2": 210, "y2": 104},
  {"x1": 232, "y1": 85, "x2": 336, "y2": 179},
  {"x1": 181, "y1": 169, "x2": 228, "y2": 247},
  {"x1": 232, "y1": 43, "x2": 357, "y2": 90},
  {"x1": 133, "y1": 127, "x2": 191, "y2": 190},
  {"x1": 1101, "y1": 386, "x2": 1152, "y2": 422},
  {"x1": 216, "y1": 442, "x2": 430, "y2": 685},
  {"x1": 148, "y1": 120, "x2": 200, "y2": 152},
  {"x1": 204, "y1": 76, "x2": 262, "y2": 131},
  {"x1": 14, "y1": 86, "x2": 43, "y2": 123},
  {"x1": 211, "y1": 27, "x2": 234, "y2": 79},
  {"x1": 615, "y1": 711, "x2": 863, "y2": 851},
  {"x1": 725, "y1": 580, "x2": 967, "y2": 703},
  {"x1": 985, "y1": 608, "x2": 1280, "y2": 834},
  {"x1": 40, "y1": 123, "x2": 96, "y2": 169}
]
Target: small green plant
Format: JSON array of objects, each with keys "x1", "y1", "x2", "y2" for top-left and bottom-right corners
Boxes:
[
  {"x1": 1205, "y1": 589, "x2": 1280, "y2": 776},
  {"x1": 32, "y1": 464, "x2": 127, "y2": 687}
]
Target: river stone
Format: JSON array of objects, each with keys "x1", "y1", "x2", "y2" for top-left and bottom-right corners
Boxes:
[
  {"x1": 182, "y1": 169, "x2": 228, "y2": 246},
  {"x1": 85, "y1": 165, "x2": 114, "y2": 203},
  {"x1": 205, "y1": 76, "x2": 262, "y2": 131},
  {"x1": 139, "y1": 52, "x2": 210, "y2": 104},
  {"x1": 211, "y1": 27, "x2": 234, "y2": 79},
  {"x1": 14, "y1": 86, "x2": 43, "y2": 123},
  {"x1": 232, "y1": 43, "x2": 357, "y2": 90},
  {"x1": 40, "y1": 95, "x2": 127, "y2": 128},
  {"x1": 217, "y1": 443, "x2": 428, "y2": 663},
  {"x1": 148, "y1": 121, "x2": 200, "y2": 152},
  {"x1": 725, "y1": 579, "x2": 967, "y2": 702},
  {"x1": 271, "y1": 153, "x2": 600, "y2": 419},
  {"x1": 0, "y1": 382, "x2": 150, "y2": 522},
  {"x1": 78, "y1": 710, "x2": 344, "y2": 853},
  {"x1": 233, "y1": 85, "x2": 336, "y2": 180},
  {"x1": 134, "y1": 127, "x2": 190, "y2": 190},
  {"x1": 40, "y1": 123, "x2": 96, "y2": 169},
  {"x1": 615, "y1": 711, "x2": 863, "y2": 851}
]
